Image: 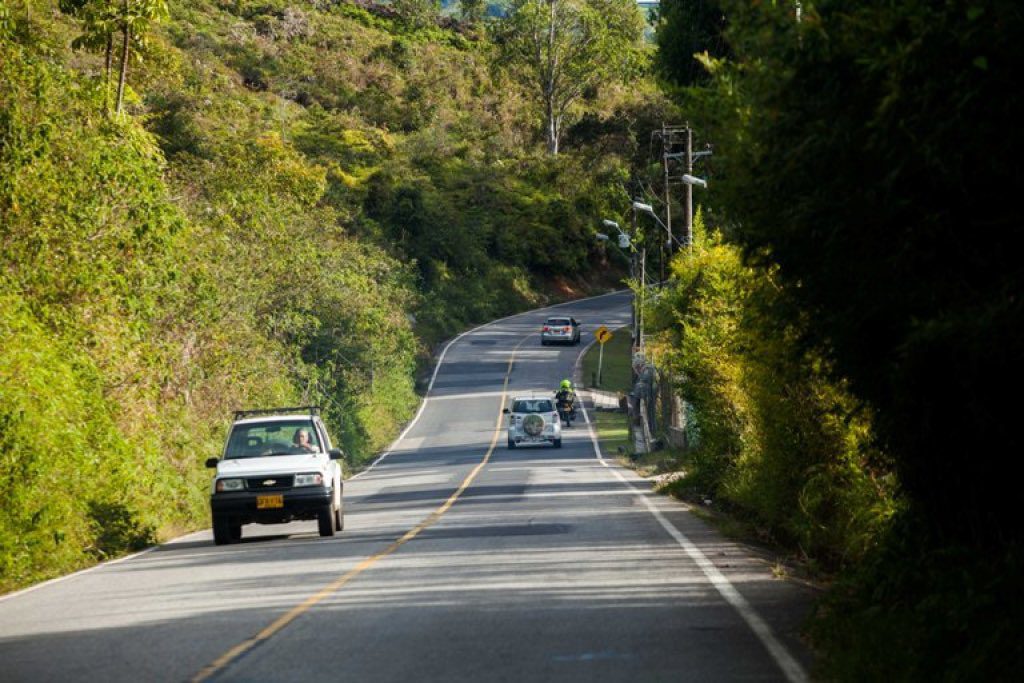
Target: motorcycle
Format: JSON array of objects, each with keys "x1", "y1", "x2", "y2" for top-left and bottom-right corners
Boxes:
[{"x1": 555, "y1": 392, "x2": 577, "y2": 428}]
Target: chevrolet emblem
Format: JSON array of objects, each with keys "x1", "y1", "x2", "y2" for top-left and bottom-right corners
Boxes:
[{"x1": 262, "y1": 479, "x2": 277, "y2": 486}]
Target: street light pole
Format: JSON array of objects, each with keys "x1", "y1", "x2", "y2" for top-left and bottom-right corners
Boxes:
[
  {"x1": 631, "y1": 200, "x2": 640, "y2": 350},
  {"x1": 663, "y1": 122, "x2": 673, "y2": 255}
]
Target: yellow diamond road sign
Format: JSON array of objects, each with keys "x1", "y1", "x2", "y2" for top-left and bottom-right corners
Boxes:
[{"x1": 595, "y1": 326, "x2": 612, "y2": 344}]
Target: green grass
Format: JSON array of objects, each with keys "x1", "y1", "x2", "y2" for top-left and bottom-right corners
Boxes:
[
  {"x1": 591, "y1": 409, "x2": 631, "y2": 459},
  {"x1": 581, "y1": 326, "x2": 632, "y2": 392},
  {"x1": 582, "y1": 326, "x2": 633, "y2": 459}
]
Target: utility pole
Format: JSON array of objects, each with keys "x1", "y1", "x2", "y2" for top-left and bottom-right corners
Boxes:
[
  {"x1": 639, "y1": 232, "x2": 646, "y2": 351},
  {"x1": 635, "y1": 124, "x2": 692, "y2": 352},
  {"x1": 684, "y1": 124, "x2": 693, "y2": 249},
  {"x1": 654, "y1": 124, "x2": 692, "y2": 254}
]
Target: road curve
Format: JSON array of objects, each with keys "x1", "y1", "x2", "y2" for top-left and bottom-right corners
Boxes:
[{"x1": 0, "y1": 291, "x2": 815, "y2": 682}]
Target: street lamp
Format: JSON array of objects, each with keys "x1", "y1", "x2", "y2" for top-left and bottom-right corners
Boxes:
[
  {"x1": 602, "y1": 219, "x2": 631, "y2": 249},
  {"x1": 681, "y1": 174, "x2": 708, "y2": 189},
  {"x1": 603, "y1": 215, "x2": 641, "y2": 349},
  {"x1": 632, "y1": 201, "x2": 685, "y2": 249}
]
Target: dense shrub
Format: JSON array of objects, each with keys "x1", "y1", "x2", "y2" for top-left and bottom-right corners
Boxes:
[
  {"x1": 0, "y1": 33, "x2": 419, "y2": 590},
  {"x1": 0, "y1": 291, "x2": 151, "y2": 587},
  {"x1": 648, "y1": 223, "x2": 898, "y2": 567},
  {"x1": 656, "y1": 0, "x2": 1024, "y2": 676}
]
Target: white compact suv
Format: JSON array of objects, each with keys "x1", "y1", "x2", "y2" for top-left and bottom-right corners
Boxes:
[
  {"x1": 205, "y1": 406, "x2": 344, "y2": 545},
  {"x1": 505, "y1": 395, "x2": 562, "y2": 448}
]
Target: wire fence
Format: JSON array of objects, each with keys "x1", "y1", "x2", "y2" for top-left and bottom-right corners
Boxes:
[{"x1": 627, "y1": 349, "x2": 694, "y2": 454}]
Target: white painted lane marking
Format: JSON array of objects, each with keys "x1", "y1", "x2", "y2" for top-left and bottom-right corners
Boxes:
[
  {"x1": 0, "y1": 291, "x2": 630, "y2": 601},
  {"x1": 0, "y1": 530, "x2": 208, "y2": 604},
  {"x1": 573, "y1": 345, "x2": 809, "y2": 683},
  {"x1": 352, "y1": 289, "x2": 630, "y2": 479}
]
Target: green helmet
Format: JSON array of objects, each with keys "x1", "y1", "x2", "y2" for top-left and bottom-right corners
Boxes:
[{"x1": 560, "y1": 379, "x2": 572, "y2": 390}]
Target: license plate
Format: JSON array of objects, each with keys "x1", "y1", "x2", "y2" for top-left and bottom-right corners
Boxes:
[{"x1": 257, "y1": 495, "x2": 284, "y2": 509}]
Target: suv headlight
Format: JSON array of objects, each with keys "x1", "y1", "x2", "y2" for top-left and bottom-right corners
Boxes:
[
  {"x1": 215, "y1": 478, "x2": 244, "y2": 492},
  {"x1": 294, "y1": 472, "x2": 324, "y2": 487}
]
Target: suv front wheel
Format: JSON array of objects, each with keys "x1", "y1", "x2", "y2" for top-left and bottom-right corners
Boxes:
[
  {"x1": 318, "y1": 486, "x2": 342, "y2": 537},
  {"x1": 317, "y1": 505, "x2": 335, "y2": 537},
  {"x1": 213, "y1": 514, "x2": 232, "y2": 546}
]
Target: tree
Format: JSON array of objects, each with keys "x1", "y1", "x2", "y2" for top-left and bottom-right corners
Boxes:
[
  {"x1": 113, "y1": 0, "x2": 167, "y2": 114},
  {"x1": 654, "y1": 0, "x2": 728, "y2": 87},
  {"x1": 660, "y1": 1, "x2": 1024, "y2": 677},
  {"x1": 460, "y1": 0, "x2": 486, "y2": 26},
  {"x1": 64, "y1": 0, "x2": 167, "y2": 114},
  {"x1": 392, "y1": 0, "x2": 439, "y2": 30},
  {"x1": 495, "y1": 0, "x2": 644, "y2": 155},
  {"x1": 62, "y1": 0, "x2": 118, "y2": 111}
]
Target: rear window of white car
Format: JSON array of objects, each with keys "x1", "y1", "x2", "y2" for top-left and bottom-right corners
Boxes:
[
  {"x1": 225, "y1": 420, "x2": 321, "y2": 458},
  {"x1": 545, "y1": 318, "x2": 571, "y2": 326},
  {"x1": 512, "y1": 400, "x2": 554, "y2": 413}
]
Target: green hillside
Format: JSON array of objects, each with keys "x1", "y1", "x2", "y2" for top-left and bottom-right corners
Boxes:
[{"x1": 0, "y1": 0, "x2": 670, "y2": 590}]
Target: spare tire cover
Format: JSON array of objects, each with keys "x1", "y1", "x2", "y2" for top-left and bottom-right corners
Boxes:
[{"x1": 523, "y1": 414, "x2": 545, "y2": 436}]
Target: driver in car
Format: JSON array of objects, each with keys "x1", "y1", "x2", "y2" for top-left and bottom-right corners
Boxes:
[{"x1": 292, "y1": 428, "x2": 318, "y2": 453}]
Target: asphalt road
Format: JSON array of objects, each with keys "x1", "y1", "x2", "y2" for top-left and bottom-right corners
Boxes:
[{"x1": 0, "y1": 291, "x2": 816, "y2": 682}]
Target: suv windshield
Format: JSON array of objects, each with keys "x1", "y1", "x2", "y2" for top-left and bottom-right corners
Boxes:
[
  {"x1": 224, "y1": 420, "x2": 321, "y2": 458},
  {"x1": 512, "y1": 400, "x2": 554, "y2": 413}
]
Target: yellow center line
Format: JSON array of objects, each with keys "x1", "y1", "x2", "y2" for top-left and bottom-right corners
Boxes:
[{"x1": 192, "y1": 334, "x2": 529, "y2": 682}]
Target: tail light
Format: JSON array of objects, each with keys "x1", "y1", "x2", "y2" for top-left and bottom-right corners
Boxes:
[
  {"x1": 562, "y1": 326, "x2": 571, "y2": 333},
  {"x1": 542, "y1": 326, "x2": 550, "y2": 332}
]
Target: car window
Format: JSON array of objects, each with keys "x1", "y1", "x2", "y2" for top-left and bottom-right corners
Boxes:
[
  {"x1": 546, "y1": 318, "x2": 571, "y2": 326},
  {"x1": 314, "y1": 418, "x2": 332, "y2": 450},
  {"x1": 224, "y1": 420, "x2": 321, "y2": 458},
  {"x1": 512, "y1": 400, "x2": 554, "y2": 413}
]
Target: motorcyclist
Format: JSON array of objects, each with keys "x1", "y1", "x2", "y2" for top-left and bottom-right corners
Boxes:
[{"x1": 554, "y1": 379, "x2": 577, "y2": 425}]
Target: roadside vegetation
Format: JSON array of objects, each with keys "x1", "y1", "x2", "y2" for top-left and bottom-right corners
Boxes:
[
  {"x1": 7, "y1": 0, "x2": 1016, "y2": 678},
  {"x1": 0, "y1": 0, "x2": 672, "y2": 592},
  {"x1": 581, "y1": 327, "x2": 632, "y2": 460},
  {"x1": 646, "y1": 217, "x2": 898, "y2": 571},
  {"x1": 581, "y1": 325, "x2": 632, "y2": 394},
  {"x1": 652, "y1": 0, "x2": 1022, "y2": 679}
]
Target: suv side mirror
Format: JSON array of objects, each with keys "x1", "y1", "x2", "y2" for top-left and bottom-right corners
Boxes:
[
  {"x1": 502, "y1": 408, "x2": 510, "y2": 414},
  {"x1": 328, "y1": 448, "x2": 344, "y2": 460},
  {"x1": 205, "y1": 457, "x2": 219, "y2": 469}
]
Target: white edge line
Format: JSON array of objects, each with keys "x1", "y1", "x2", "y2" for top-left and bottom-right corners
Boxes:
[
  {"x1": 0, "y1": 530, "x2": 209, "y2": 604},
  {"x1": 350, "y1": 288, "x2": 630, "y2": 480},
  {"x1": 573, "y1": 342, "x2": 809, "y2": 683},
  {"x1": 0, "y1": 290, "x2": 631, "y2": 602}
]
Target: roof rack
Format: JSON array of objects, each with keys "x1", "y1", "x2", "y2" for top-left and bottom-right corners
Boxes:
[{"x1": 233, "y1": 406, "x2": 322, "y2": 421}]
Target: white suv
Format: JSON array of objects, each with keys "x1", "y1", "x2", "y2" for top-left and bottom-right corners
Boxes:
[
  {"x1": 205, "y1": 407, "x2": 344, "y2": 545},
  {"x1": 505, "y1": 396, "x2": 562, "y2": 448}
]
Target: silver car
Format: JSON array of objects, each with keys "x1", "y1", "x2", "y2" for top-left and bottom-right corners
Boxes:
[
  {"x1": 505, "y1": 396, "x2": 562, "y2": 448},
  {"x1": 540, "y1": 316, "x2": 581, "y2": 345}
]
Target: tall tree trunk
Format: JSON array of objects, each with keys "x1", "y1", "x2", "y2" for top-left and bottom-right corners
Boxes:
[
  {"x1": 545, "y1": 0, "x2": 558, "y2": 155},
  {"x1": 104, "y1": 32, "x2": 113, "y2": 115},
  {"x1": 546, "y1": 98, "x2": 558, "y2": 155},
  {"x1": 115, "y1": 5, "x2": 130, "y2": 115}
]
